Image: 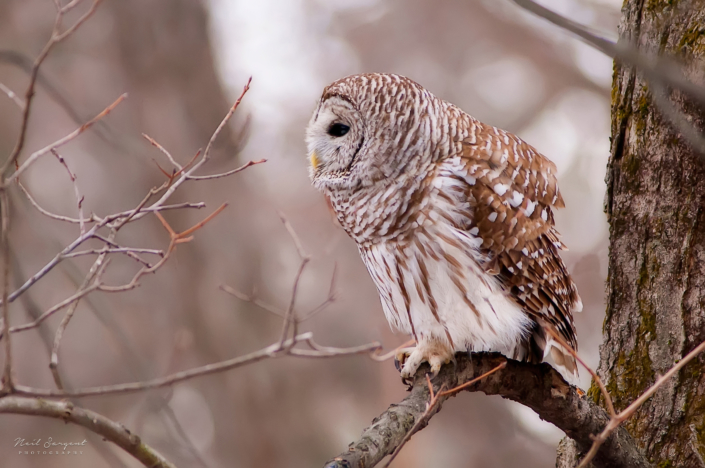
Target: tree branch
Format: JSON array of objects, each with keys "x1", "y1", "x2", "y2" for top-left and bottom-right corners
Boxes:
[
  {"x1": 511, "y1": 0, "x2": 705, "y2": 156},
  {"x1": 13, "y1": 332, "x2": 381, "y2": 398},
  {"x1": 0, "y1": 395, "x2": 175, "y2": 468},
  {"x1": 323, "y1": 353, "x2": 652, "y2": 468}
]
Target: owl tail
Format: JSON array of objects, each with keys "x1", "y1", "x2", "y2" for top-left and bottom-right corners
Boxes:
[
  {"x1": 546, "y1": 338, "x2": 580, "y2": 387},
  {"x1": 521, "y1": 323, "x2": 580, "y2": 386}
]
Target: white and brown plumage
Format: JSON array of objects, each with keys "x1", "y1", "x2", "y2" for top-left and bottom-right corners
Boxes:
[{"x1": 306, "y1": 73, "x2": 582, "y2": 382}]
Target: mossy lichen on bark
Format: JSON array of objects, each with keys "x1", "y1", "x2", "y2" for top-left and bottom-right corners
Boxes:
[{"x1": 583, "y1": 1, "x2": 705, "y2": 467}]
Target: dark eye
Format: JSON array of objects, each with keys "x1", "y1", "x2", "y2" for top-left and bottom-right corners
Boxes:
[{"x1": 328, "y1": 123, "x2": 350, "y2": 137}]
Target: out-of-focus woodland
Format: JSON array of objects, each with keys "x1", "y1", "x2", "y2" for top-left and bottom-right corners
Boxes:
[{"x1": 0, "y1": 0, "x2": 620, "y2": 467}]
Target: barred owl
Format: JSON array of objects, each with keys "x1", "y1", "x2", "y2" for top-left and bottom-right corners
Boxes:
[{"x1": 306, "y1": 73, "x2": 582, "y2": 383}]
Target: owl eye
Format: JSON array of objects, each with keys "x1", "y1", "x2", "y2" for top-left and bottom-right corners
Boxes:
[{"x1": 327, "y1": 123, "x2": 350, "y2": 137}]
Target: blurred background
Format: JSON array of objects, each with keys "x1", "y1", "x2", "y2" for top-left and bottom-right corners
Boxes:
[{"x1": 0, "y1": 0, "x2": 619, "y2": 466}]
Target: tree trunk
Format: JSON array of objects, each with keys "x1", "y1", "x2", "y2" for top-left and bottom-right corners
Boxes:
[{"x1": 564, "y1": 1, "x2": 705, "y2": 466}]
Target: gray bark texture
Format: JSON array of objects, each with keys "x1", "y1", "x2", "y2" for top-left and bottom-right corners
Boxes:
[
  {"x1": 561, "y1": 1, "x2": 705, "y2": 466},
  {"x1": 324, "y1": 354, "x2": 650, "y2": 468}
]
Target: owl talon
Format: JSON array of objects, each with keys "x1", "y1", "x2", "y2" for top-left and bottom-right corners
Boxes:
[
  {"x1": 400, "y1": 350, "x2": 423, "y2": 379},
  {"x1": 398, "y1": 341, "x2": 454, "y2": 380},
  {"x1": 428, "y1": 356, "x2": 444, "y2": 378},
  {"x1": 394, "y1": 357, "x2": 402, "y2": 372}
]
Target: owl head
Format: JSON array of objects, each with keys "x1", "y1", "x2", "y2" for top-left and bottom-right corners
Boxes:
[{"x1": 306, "y1": 73, "x2": 442, "y2": 192}]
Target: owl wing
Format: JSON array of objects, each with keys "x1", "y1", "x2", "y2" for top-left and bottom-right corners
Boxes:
[{"x1": 442, "y1": 121, "x2": 581, "y2": 368}]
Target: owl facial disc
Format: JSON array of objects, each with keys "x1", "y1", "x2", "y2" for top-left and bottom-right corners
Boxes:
[{"x1": 305, "y1": 96, "x2": 364, "y2": 190}]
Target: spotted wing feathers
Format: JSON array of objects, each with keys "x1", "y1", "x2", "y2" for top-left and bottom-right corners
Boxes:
[{"x1": 446, "y1": 122, "x2": 581, "y2": 375}]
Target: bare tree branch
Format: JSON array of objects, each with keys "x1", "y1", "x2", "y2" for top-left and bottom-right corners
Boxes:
[
  {"x1": 13, "y1": 332, "x2": 381, "y2": 398},
  {"x1": 1, "y1": 0, "x2": 103, "y2": 177},
  {"x1": 63, "y1": 247, "x2": 163, "y2": 262},
  {"x1": 511, "y1": 0, "x2": 705, "y2": 100},
  {"x1": 186, "y1": 158, "x2": 266, "y2": 180},
  {"x1": 50, "y1": 243, "x2": 112, "y2": 389},
  {"x1": 511, "y1": 0, "x2": 705, "y2": 156},
  {"x1": 0, "y1": 81, "x2": 25, "y2": 110},
  {"x1": 0, "y1": 395, "x2": 176, "y2": 468},
  {"x1": 202, "y1": 76, "x2": 251, "y2": 162},
  {"x1": 649, "y1": 82, "x2": 705, "y2": 155},
  {"x1": 274, "y1": 212, "x2": 311, "y2": 349},
  {"x1": 1, "y1": 187, "x2": 12, "y2": 391},
  {"x1": 323, "y1": 353, "x2": 652, "y2": 468},
  {"x1": 10, "y1": 93, "x2": 127, "y2": 182},
  {"x1": 51, "y1": 149, "x2": 86, "y2": 234},
  {"x1": 220, "y1": 284, "x2": 286, "y2": 318},
  {"x1": 143, "y1": 133, "x2": 183, "y2": 171},
  {"x1": 6, "y1": 285, "x2": 100, "y2": 335}
]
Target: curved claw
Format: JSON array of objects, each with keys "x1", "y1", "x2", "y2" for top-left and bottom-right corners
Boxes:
[
  {"x1": 400, "y1": 344, "x2": 454, "y2": 379},
  {"x1": 394, "y1": 355, "x2": 404, "y2": 372}
]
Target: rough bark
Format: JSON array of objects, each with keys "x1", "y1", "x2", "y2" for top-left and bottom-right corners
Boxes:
[
  {"x1": 571, "y1": 1, "x2": 705, "y2": 466},
  {"x1": 324, "y1": 353, "x2": 650, "y2": 468}
]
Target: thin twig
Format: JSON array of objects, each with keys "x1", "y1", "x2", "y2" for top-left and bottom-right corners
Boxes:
[
  {"x1": 50, "y1": 244, "x2": 112, "y2": 389},
  {"x1": 187, "y1": 158, "x2": 266, "y2": 180},
  {"x1": 222, "y1": 260, "x2": 337, "y2": 323},
  {"x1": 219, "y1": 285, "x2": 286, "y2": 318},
  {"x1": 18, "y1": 179, "x2": 205, "y2": 225},
  {"x1": 64, "y1": 247, "x2": 162, "y2": 261},
  {"x1": 577, "y1": 339, "x2": 705, "y2": 467},
  {"x1": 438, "y1": 361, "x2": 507, "y2": 397},
  {"x1": 512, "y1": 0, "x2": 705, "y2": 101},
  {"x1": 511, "y1": 0, "x2": 705, "y2": 157},
  {"x1": 202, "y1": 77, "x2": 251, "y2": 161},
  {"x1": 10, "y1": 93, "x2": 126, "y2": 182},
  {"x1": 650, "y1": 82, "x2": 705, "y2": 155},
  {"x1": 59, "y1": 0, "x2": 84, "y2": 14},
  {"x1": 6, "y1": 284, "x2": 100, "y2": 335},
  {"x1": 277, "y1": 259, "x2": 308, "y2": 349},
  {"x1": 54, "y1": 0, "x2": 102, "y2": 42},
  {"x1": 51, "y1": 149, "x2": 85, "y2": 234},
  {"x1": 1, "y1": 198, "x2": 207, "y2": 309},
  {"x1": 17, "y1": 180, "x2": 85, "y2": 223},
  {"x1": 278, "y1": 211, "x2": 309, "y2": 260},
  {"x1": 369, "y1": 339, "x2": 416, "y2": 362},
  {"x1": 143, "y1": 133, "x2": 182, "y2": 171},
  {"x1": 1, "y1": 0, "x2": 102, "y2": 177},
  {"x1": 296, "y1": 335, "x2": 382, "y2": 357},
  {"x1": 0, "y1": 81, "x2": 25, "y2": 110},
  {"x1": 544, "y1": 326, "x2": 616, "y2": 418},
  {"x1": 92, "y1": 232, "x2": 161, "y2": 265},
  {"x1": 89, "y1": 204, "x2": 228, "y2": 297},
  {"x1": 13, "y1": 333, "x2": 381, "y2": 398},
  {"x1": 2, "y1": 224, "x2": 100, "y2": 306},
  {"x1": 111, "y1": 184, "x2": 166, "y2": 231},
  {"x1": 272, "y1": 212, "x2": 312, "y2": 348},
  {"x1": 137, "y1": 82, "x2": 256, "y2": 221},
  {"x1": 300, "y1": 263, "x2": 337, "y2": 322}
]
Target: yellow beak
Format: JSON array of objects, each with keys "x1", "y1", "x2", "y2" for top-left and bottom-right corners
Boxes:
[{"x1": 310, "y1": 151, "x2": 319, "y2": 170}]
